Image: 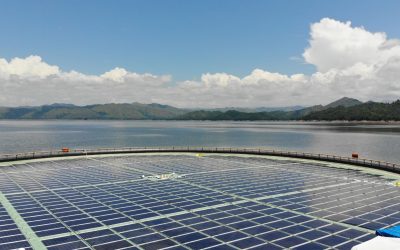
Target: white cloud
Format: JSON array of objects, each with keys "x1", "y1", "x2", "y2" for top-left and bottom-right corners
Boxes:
[
  {"x1": 201, "y1": 73, "x2": 241, "y2": 88},
  {"x1": 101, "y1": 67, "x2": 128, "y2": 82},
  {"x1": 0, "y1": 18, "x2": 400, "y2": 108},
  {"x1": 303, "y1": 18, "x2": 400, "y2": 72},
  {"x1": 0, "y1": 55, "x2": 60, "y2": 79},
  {"x1": 0, "y1": 56, "x2": 172, "y2": 106}
]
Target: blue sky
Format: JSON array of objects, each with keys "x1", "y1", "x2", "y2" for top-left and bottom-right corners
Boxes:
[
  {"x1": 1, "y1": 1, "x2": 400, "y2": 107},
  {"x1": 1, "y1": 0, "x2": 399, "y2": 81}
]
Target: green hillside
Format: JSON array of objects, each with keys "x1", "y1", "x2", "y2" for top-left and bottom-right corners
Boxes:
[
  {"x1": 177, "y1": 110, "x2": 290, "y2": 121},
  {"x1": 303, "y1": 100, "x2": 400, "y2": 121},
  {"x1": 324, "y1": 97, "x2": 363, "y2": 108},
  {"x1": 177, "y1": 97, "x2": 367, "y2": 121},
  {"x1": 0, "y1": 103, "x2": 187, "y2": 120},
  {"x1": 2, "y1": 97, "x2": 398, "y2": 121}
]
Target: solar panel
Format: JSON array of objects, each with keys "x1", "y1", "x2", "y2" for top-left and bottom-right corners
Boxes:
[
  {"x1": 0, "y1": 153, "x2": 398, "y2": 249},
  {"x1": 0, "y1": 203, "x2": 32, "y2": 249}
]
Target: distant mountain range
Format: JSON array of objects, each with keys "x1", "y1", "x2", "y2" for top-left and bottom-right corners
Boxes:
[
  {"x1": 0, "y1": 97, "x2": 399, "y2": 121},
  {"x1": 178, "y1": 97, "x2": 367, "y2": 120},
  {"x1": 204, "y1": 106, "x2": 305, "y2": 113},
  {"x1": 0, "y1": 103, "x2": 186, "y2": 120},
  {"x1": 303, "y1": 100, "x2": 400, "y2": 121}
]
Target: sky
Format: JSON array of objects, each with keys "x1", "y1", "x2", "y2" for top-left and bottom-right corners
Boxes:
[{"x1": 0, "y1": 0, "x2": 400, "y2": 108}]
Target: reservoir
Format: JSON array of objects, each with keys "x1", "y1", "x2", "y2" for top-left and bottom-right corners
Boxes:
[{"x1": 0, "y1": 120, "x2": 399, "y2": 163}]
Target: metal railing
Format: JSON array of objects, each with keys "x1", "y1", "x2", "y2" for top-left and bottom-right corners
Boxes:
[{"x1": 0, "y1": 146, "x2": 399, "y2": 174}]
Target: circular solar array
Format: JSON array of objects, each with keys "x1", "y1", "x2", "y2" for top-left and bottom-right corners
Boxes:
[{"x1": 0, "y1": 153, "x2": 399, "y2": 250}]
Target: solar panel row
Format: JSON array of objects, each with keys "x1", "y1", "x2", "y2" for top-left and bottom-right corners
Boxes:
[
  {"x1": 0, "y1": 154, "x2": 398, "y2": 249},
  {"x1": 42, "y1": 200, "x2": 373, "y2": 249},
  {"x1": 0, "y1": 205, "x2": 32, "y2": 250}
]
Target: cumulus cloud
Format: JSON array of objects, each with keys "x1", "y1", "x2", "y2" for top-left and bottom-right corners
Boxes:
[
  {"x1": 1, "y1": 18, "x2": 400, "y2": 108},
  {"x1": 0, "y1": 56, "x2": 172, "y2": 106},
  {"x1": 0, "y1": 55, "x2": 60, "y2": 79},
  {"x1": 101, "y1": 67, "x2": 128, "y2": 82}
]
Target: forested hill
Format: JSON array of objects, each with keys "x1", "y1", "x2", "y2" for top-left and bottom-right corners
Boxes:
[
  {"x1": 177, "y1": 97, "x2": 372, "y2": 121},
  {"x1": 178, "y1": 99, "x2": 400, "y2": 121},
  {"x1": 303, "y1": 100, "x2": 400, "y2": 121},
  {"x1": 2, "y1": 97, "x2": 398, "y2": 121},
  {"x1": 176, "y1": 110, "x2": 292, "y2": 121},
  {"x1": 0, "y1": 103, "x2": 187, "y2": 120}
]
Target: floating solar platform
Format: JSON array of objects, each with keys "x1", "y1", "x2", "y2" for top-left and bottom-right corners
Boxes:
[{"x1": 0, "y1": 152, "x2": 399, "y2": 250}]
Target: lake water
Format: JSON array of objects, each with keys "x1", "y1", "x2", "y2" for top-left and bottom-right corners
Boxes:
[{"x1": 0, "y1": 120, "x2": 400, "y2": 163}]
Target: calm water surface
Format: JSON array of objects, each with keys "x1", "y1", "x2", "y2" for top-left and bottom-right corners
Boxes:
[{"x1": 0, "y1": 120, "x2": 400, "y2": 163}]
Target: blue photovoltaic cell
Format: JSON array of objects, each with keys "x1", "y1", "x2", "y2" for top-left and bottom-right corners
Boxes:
[
  {"x1": 0, "y1": 205, "x2": 32, "y2": 249},
  {"x1": 0, "y1": 154, "x2": 398, "y2": 249}
]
